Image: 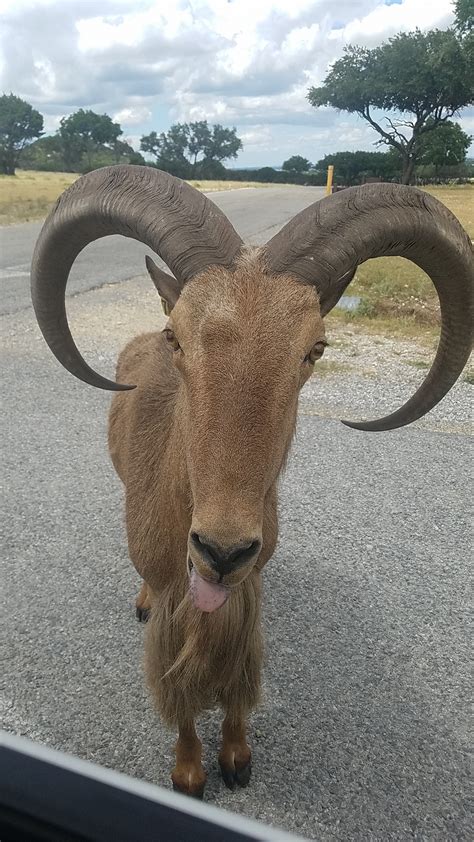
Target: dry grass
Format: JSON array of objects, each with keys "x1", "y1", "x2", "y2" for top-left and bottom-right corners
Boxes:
[
  {"x1": 340, "y1": 184, "x2": 473, "y2": 331},
  {"x1": 326, "y1": 309, "x2": 440, "y2": 344},
  {"x1": 0, "y1": 170, "x2": 79, "y2": 225},
  {"x1": 0, "y1": 170, "x2": 275, "y2": 225},
  {"x1": 423, "y1": 185, "x2": 473, "y2": 234},
  {"x1": 187, "y1": 179, "x2": 276, "y2": 192}
]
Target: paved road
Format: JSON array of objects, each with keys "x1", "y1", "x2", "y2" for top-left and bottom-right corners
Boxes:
[
  {"x1": 0, "y1": 186, "x2": 325, "y2": 315},
  {"x1": 1, "y1": 187, "x2": 471, "y2": 841}
]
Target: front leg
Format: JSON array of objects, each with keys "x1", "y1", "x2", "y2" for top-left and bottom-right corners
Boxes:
[
  {"x1": 172, "y1": 718, "x2": 207, "y2": 799},
  {"x1": 218, "y1": 712, "x2": 252, "y2": 789},
  {"x1": 135, "y1": 580, "x2": 151, "y2": 623}
]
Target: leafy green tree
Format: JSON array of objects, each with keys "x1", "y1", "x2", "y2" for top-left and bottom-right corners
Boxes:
[
  {"x1": 21, "y1": 133, "x2": 144, "y2": 173},
  {"x1": 417, "y1": 120, "x2": 471, "y2": 171},
  {"x1": 140, "y1": 120, "x2": 242, "y2": 177},
  {"x1": 59, "y1": 109, "x2": 122, "y2": 171},
  {"x1": 141, "y1": 124, "x2": 190, "y2": 177},
  {"x1": 187, "y1": 120, "x2": 210, "y2": 167},
  {"x1": 316, "y1": 150, "x2": 400, "y2": 185},
  {"x1": 0, "y1": 93, "x2": 43, "y2": 175},
  {"x1": 256, "y1": 167, "x2": 279, "y2": 182},
  {"x1": 202, "y1": 123, "x2": 242, "y2": 165},
  {"x1": 282, "y1": 155, "x2": 312, "y2": 173},
  {"x1": 308, "y1": 28, "x2": 473, "y2": 184},
  {"x1": 139, "y1": 130, "x2": 163, "y2": 160},
  {"x1": 160, "y1": 123, "x2": 190, "y2": 167},
  {"x1": 112, "y1": 140, "x2": 145, "y2": 166},
  {"x1": 453, "y1": 0, "x2": 473, "y2": 34},
  {"x1": 192, "y1": 158, "x2": 227, "y2": 179},
  {"x1": 19, "y1": 135, "x2": 64, "y2": 171}
]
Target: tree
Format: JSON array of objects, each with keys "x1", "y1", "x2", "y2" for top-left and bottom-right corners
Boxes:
[
  {"x1": 453, "y1": 0, "x2": 473, "y2": 34},
  {"x1": 20, "y1": 133, "x2": 144, "y2": 173},
  {"x1": 187, "y1": 120, "x2": 210, "y2": 167},
  {"x1": 315, "y1": 150, "x2": 400, "y2": 185},
  {"x1": 139, "y1": 130, "x2": 164, "y2": 160},
  {"x1": 0, "y1": 94, "x2": 43, "y2": 175},
  {"x1": 59, "y1": 109, "x2": 122, "y2": 171},
  {"x1": 19, "y1": 135, "x2": 64, "y2": 171},
  {"x1": 140, "y1": 124, "x2": 190, "y2": 177},
  {"x1": 282, "y1": 155, "x2": 312, "y2": 173},
  {"x1": 112, "y1": 140, "x2": 145, "y2": 167},
  {"x1": 308, "y1": 28, "x2": 473, "y2": 183},
  {"x1": 417, "y1": 119, "x2": 471, "y2": 171},
  {"x1": 140, "y1": 120, "x2": 242, "y2": 177},
  {"x1": 202, "y1": 124, "x2": 242, "y2": 164}
]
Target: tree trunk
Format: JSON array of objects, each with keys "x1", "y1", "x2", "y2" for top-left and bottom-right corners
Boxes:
[
  {"x1": 1, "y1": 153, "x2": 16, "y2": 175},
  {"x1": 401, "y1": 155, "x2": 416, "y2": 185}
]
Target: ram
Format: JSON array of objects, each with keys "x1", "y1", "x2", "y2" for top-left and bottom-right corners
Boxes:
[{"x1": 31, "y1": 166, "x2": 472, "y2": 798}]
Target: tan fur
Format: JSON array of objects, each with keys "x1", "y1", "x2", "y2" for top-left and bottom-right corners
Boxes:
[{"x1": 108, "y1": 250, "x2": 325, "y2": 795}]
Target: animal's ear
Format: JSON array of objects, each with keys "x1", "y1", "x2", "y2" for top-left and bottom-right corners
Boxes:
[{"x1": 145, "y1": 256, "x2": 182, "y2": 310}]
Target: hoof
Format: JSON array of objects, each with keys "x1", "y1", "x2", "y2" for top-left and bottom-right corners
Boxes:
[
  {"x1": 172, "y1": 781, "x2": 205, "y2": 800},
  {"x1": 136, "y1": 606, "x2": 150, "y2": 623},
  {"x1": 219, "y1": 757, "x2": 252, "y2": 790}
]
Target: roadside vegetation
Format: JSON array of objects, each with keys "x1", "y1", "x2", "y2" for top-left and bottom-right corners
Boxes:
[
  {"x1": 0, "y1": 170, "x2": 275, "y2": 225},
  {"x1": 0, "y1": 169, "x2": 78, "y2": 225},
  {"x1": 331, "y1": 184, "x2": 473, "y2": 336}
]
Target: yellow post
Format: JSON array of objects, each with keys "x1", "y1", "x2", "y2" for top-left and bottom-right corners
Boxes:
[{"x1": 326, "y1": 165, "x2": 334, "y2": 195}]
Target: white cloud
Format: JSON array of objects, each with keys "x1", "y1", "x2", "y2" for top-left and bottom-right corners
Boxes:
[
  {"x1": 340, "y1": 0, "x2": 452, "y2": 44},
  {"x1": 0, "y1": 0, "x2": 470, "y2": 166},
  {"x1": 113, "y1": 106, "x2": 152, "y2": 126}
]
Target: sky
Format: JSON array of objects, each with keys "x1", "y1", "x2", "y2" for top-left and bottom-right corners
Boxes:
[{"x1": 0, "y1": 0, "x2": 472, "y2": 167}]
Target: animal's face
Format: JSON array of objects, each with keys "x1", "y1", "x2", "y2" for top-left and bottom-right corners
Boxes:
[{"x1": 163, "y1": 256, "x2": 326, "y2": 602}]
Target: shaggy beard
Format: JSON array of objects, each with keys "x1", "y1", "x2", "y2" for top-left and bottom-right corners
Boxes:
[{"x1": 145, "y1": 569, "x2": 263, "y2": 727}]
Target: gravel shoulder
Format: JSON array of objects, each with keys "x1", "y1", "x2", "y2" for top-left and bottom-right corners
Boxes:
[{"x1": 303, "y1": 321, "x2": 472, "y2": 436}]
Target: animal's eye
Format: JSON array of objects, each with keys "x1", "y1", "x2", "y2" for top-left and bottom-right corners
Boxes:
[
  {"x1": 304, "y1": 341, "x2": 327, "y2": 364},
  {"x1": 163, "y1": 328, "x2": 181, "y2": 352}
]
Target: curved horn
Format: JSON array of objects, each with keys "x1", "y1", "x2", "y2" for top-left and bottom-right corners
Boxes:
[
  {"x1": 31, "y1": 165, "x2": 242, "y2": 390},
  {"x1": 264, "y1": 184, "x2": 473, "y2": 431}
]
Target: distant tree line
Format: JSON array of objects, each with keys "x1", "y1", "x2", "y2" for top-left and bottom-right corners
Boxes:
[
  {"x1": 1, "y1": 96, "x2": 471, "y2": 185},
  {"x1": 232, "y1": 132, "x2": 472, "y2": 186}
]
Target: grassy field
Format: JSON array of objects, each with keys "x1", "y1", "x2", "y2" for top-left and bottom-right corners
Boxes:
[
  {"x1": 341, "y1": 185, "x2": 474, "y2": 330},
  {"x1": 0, "y1": 170, "x2": 80, "y2": 225},
  {"x1": 0, "y1": 170, "x2": 273, "y2": 225}
]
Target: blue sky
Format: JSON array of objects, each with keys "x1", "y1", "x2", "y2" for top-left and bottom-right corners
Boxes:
[{"x1": 0, "y1": 0, "x2": 471, "y2": 167}]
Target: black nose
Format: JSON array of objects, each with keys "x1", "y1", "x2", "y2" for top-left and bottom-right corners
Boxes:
[{"x1": 190, "y1": 533, "x2": 261, "y2": 577}]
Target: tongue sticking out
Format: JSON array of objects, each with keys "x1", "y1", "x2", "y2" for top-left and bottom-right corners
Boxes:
[{"x1": 189, "y1": 567, "x2": 230, "y2": 613}]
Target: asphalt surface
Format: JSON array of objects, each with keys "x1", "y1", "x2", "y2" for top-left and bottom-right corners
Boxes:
[
  {"x1": 1, "y1": 186, "x2": 472, "y2": 841},
  {"x1": 0, "y1": 186, "x2": 325, "y2": 315}
]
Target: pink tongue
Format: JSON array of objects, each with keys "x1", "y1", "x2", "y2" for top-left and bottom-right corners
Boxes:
[{"x1": 190, "y1": 568, "x2": 230, "y2": 612}]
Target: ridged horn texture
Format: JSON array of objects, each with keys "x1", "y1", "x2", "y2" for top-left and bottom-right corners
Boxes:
[
  {"x1": 31, "y1": 165, "x2": 243, "y2": 390},
  {"x1": 264, "y1": 183, "x2": 473, "y2": 431}
]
